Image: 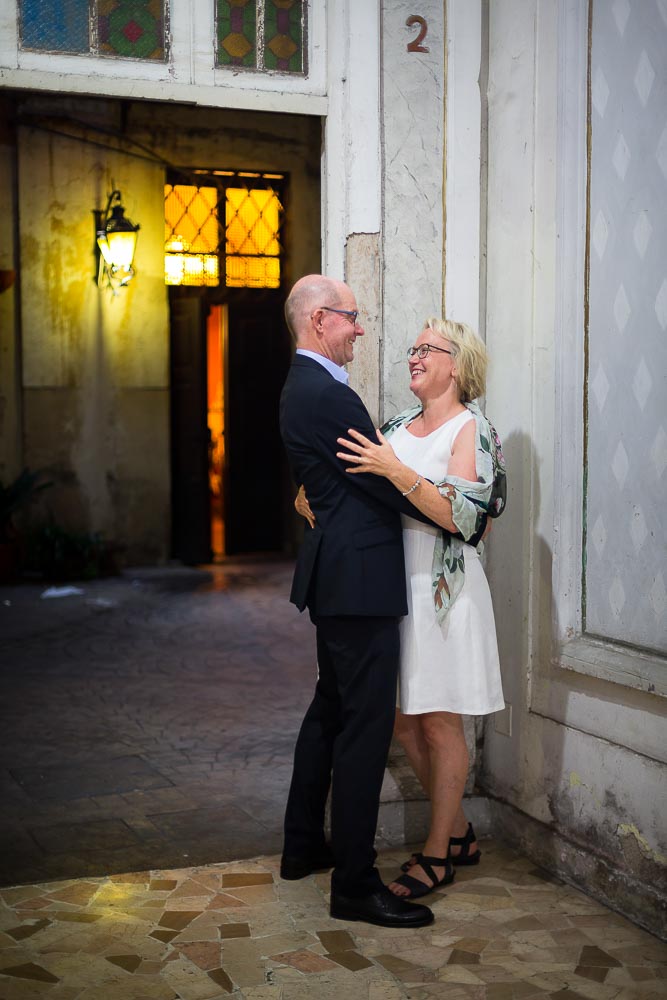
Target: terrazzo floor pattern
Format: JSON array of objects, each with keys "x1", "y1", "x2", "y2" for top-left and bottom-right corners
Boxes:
[{"x1": 1, "y1": 840, "x2": 665, "y2": 1000}]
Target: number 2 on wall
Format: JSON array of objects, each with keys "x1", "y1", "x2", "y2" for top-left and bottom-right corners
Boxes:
[{"x1": 406, "y1": 15, "x2": 429, "y2": 53}]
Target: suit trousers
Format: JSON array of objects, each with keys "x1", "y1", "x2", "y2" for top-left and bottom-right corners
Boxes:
[{"x1": 283, "y1": 614, "x2": 400, "y2": 897}]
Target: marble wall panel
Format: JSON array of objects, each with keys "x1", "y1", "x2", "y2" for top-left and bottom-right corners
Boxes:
[{"x1": 380, "y1": 0, "x2": 445, "y2": 421}]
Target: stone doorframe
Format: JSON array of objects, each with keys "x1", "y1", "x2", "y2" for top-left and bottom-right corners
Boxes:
[{"x1": 329, "y1": 1, "x2": 484, "y2": 427}]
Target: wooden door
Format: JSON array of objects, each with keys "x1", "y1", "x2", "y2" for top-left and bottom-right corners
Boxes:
[
  {"x1": 169, "y1": 292, "x2": 211, "y2": 564},
  {"x1": 225, "y1": 296, "x2": 291, "y2": 554}
]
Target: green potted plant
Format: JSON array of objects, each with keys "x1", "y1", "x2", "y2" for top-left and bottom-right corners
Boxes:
[
  {"x1": 0, "y1": 468, "x2": 52, "y2": 582},
  {"x1": 26, "y1": 521, "x2": 120, "y2": 581}
]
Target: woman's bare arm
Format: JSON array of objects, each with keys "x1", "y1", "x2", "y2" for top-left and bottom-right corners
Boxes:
[{"x1": 336, "y1": 421, "x2": 478, "y2": 533}]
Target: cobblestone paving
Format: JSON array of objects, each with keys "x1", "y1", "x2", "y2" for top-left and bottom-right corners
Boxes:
[
  {"x1": 0, "y1": 841, "x2": 665, "y2": 999},
  {"x1": 0, "y1": 561, "x2": 316, "y2": 886}
]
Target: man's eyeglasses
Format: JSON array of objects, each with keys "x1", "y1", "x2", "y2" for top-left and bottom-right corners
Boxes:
[
  {"x1": 407, "y1": 344, "x2": 452, "y2": 359},
  {"x1": 320, "y1": 306, "x2": 359, "y2": 325}
]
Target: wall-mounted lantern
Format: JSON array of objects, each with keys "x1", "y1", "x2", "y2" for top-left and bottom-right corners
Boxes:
[{"x1": 93, "y1": 190, "x2": 140, "y2": 293}]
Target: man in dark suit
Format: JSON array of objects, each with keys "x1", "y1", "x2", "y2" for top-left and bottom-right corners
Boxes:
[{"x1": 279, "y1": 274, "x2": 438, "y2": 928}]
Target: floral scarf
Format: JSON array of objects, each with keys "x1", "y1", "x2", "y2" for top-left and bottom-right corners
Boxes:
[{"x1": 381, "y1": 401, "x2": 507, "y2": 622}]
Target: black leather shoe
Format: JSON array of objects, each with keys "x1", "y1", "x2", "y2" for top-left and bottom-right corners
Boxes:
[
  {"x1": 280, "y1": 847, "x2": 335, "y2": 880},
  {"x1": 330, "y1": 887, "x2": 434, "y2": 928}
]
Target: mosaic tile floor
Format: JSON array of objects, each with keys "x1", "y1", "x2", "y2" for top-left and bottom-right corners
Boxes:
[{"x1": 1, "y1": 841, "x2": 664, "y2": 1000}]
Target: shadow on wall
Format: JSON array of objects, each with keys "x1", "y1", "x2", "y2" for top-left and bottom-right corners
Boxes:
[
  {"x1": 480, "y1": 430, "x2": 537, "y2": 799},
  {"x1": 482, "y1": 431, "x2": 667, "y2": 935},
  {"x1": 480, "y1": 427, "x2": 566, "y2": 827}
]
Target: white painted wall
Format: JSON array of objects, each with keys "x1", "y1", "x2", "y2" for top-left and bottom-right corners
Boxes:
[
  {"x1": 443, "y1": 0, "x2": 482, "y2": 332},
  {"x1": 478, "y1": 0, "x2": 666, "y2": 922},
  {"x1": 580, "y1": 1, "x2": 666, "y2": 654},
  {"x1": 321, "y1": 0, "x2": 382, "y2": 278}
]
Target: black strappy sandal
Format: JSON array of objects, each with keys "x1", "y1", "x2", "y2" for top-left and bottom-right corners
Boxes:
[
  {"x1": 400, "y1": 822, "x2": 481, "y2": 873},
  {"x1": 449, "y1": 822, "x2": 481, "y2": 866},
  {"x1": 391, "y1": 853, "x2": 455, "y2": 899}
]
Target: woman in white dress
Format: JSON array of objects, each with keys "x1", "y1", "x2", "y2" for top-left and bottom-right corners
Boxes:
[{"x1": 334, "y1": 318, "x2": 505, "y2": 899}]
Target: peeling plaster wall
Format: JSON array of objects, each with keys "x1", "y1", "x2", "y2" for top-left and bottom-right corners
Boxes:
[
  {"x1": 17, "y1": 111, "x2": 169, "y2": 562},
  {"x1": 15, "y1": 97, "x2": 320, "y2": 564},
  {"x1": 0, "y1": 99, "x2": 21, "y2": 481},
  {"x1": 480, "y1": 0, "x2": 667, "y2": 933}
]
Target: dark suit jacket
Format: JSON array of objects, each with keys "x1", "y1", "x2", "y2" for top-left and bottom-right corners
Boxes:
[{"x1": 280, "y1": 354, "x2": 438, "y2": 617}]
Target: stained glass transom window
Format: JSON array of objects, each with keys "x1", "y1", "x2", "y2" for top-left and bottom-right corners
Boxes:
[
  {"x1": 216, "y1": 0, "x2": 306, "y2": 74},
  {"x1": 164, "y1": 173, "x2": 285, "y2": 289},
  {"x1": 19, "y1": 0, "x2": 167, "y2": 61}
]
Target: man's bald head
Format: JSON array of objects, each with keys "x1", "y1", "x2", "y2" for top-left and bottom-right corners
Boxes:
[
  {"x1": 285, "y1": 275, "x2": 348, "y2": 344},
  {"x1": 285, "y1": 274, "x2": 364, "y2": 367}
]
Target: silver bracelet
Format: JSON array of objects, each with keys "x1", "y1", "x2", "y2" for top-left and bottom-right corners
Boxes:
[{"x1": 401, "y1": 476, "x2": 421, "y2": 496}]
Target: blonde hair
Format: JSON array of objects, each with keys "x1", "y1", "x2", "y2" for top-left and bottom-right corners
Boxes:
[{"x1": 422, "y1": 318, "x2": 488, "y2": 403}]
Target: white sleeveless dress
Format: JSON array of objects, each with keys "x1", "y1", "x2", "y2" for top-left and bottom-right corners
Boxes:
[{"x1": 391, "y1": 410, "x2": 505, "y2": 716}]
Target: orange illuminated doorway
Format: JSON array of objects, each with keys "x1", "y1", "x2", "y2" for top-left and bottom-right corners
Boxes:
[
  {"x1": 168, "y1": 171, "x2": 292, "y2": 562},
  {"x1": 207, "y1": 305, "x2": 227, "y2": 560}
]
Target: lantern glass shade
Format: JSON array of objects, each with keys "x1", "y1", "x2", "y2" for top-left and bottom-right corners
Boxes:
[
  {"x1": 97, "y1": 233, "x2": 113, "y2": 266},
  {"x1": 95, "y1": 192, "x2": 140, "y2": 291},
  {"x1": 98, "y1": 228, "x2": 138, "y2": 271}
]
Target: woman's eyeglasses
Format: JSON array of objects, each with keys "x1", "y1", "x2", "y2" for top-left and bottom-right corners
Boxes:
[{"x1": 407, "y1": 344, "x2": 452, "y2": 359}]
